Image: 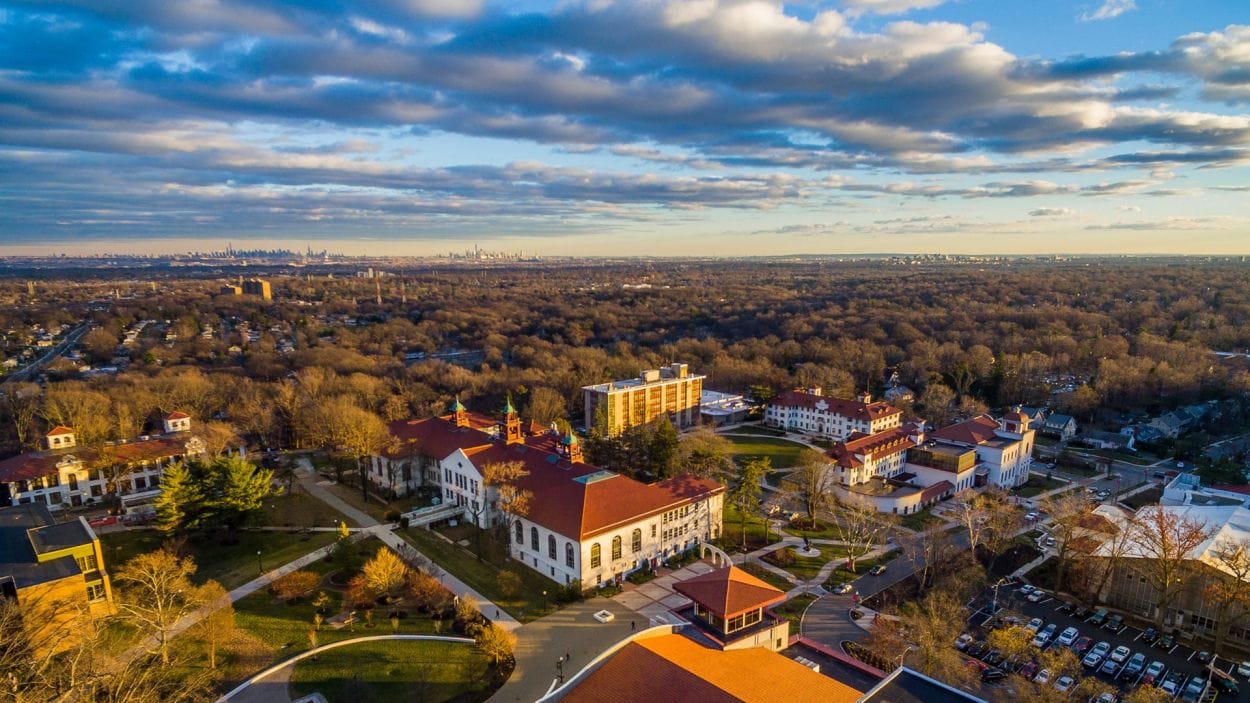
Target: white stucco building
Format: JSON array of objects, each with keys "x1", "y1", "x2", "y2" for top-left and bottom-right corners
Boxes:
[{"x1": 763, "y1": 389, "x2": 901, "y2": 441}]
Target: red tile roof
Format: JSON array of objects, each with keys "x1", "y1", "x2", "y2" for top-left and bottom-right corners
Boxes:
[
  {"x1": 386, "y1": 414, "x2": 724, "y2": 540},
  {"x1": 929, "y1": 414, "x2": 1001, "y2": 446},
  {"x1": 0, "y1": 435, "x2": 199, "y2": 484},
  {"x1": 45, "y1": 426, "x2": 75, "y2": 437},
  {"x1": 672, "y1": 565, "x2": 786, "y2": 618},
  {"x1": 920, "y1": 481, "x2": 954, "y2": 502},
  {"x1": 769, "y1": 390, "x2": 901, "y2": 422},
  {"x1": 827, "y1": 426, "x2": 916, "y2": 469},
  {"x1": 560, "y1": 633, "x2": 863, "y2": 703},
  {"x1": 164, "y1": 411, "x2": 190, "y2": 420}
]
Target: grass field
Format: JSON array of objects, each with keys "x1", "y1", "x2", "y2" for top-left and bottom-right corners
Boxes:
[
  {"x1": 265, "y1": 491, "x2": 357, "y2": 529},
  {"x1": 762, "y1": 545, "x2": 849, "y2": 582},
  {"x1": 718, "y1": 503, "x2": 784, "y2": 554},
  {"x1": 101, "y1": 529, "x2": 338, "y2": 589},
  {"x1": 1012, "y1": 474, "x2": 1067, "y2": 498},
  {"x1": 401, "y1": 527, "x2": 559, "y2": 622},
  {"x1": 725, "y1": 425, "x2": 787, "y2": 437},
  {"x1": 288, "y1": 639, "x2": 495, "y2": 703},
  {"x1": 826, "y1": 550, "x2": 899, "y2": 587},
  {"x1": 724, "y1": 435, "x2": 809, "y2": 469},
  {"x1": 771, "y1": 593, "x2": 817, "y2": 630},
  {"x1": 738, "y1": 561, "x2": 795, "y2": 591},
  {"x1": 898, "y1": 508, "x2": 944, "y2": 531}
]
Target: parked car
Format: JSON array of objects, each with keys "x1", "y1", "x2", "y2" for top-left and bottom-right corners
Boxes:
[
  {"x1": 955, "y1": 633, "x2": 974, "y2": 651},
  {"x1": 1105, "y1": 613, "x2": 1124, "y2": 631},
  {"x1": 968, "y1": 642, "x2": 990, "y2": 659},
  {"x1": 1032, "y1": 624, "x2": 1057, "y2": 648},
  {"x1": 1089, "y1": 607, "x2": 1108, "y2": 626},
  {"x1": 1211, "y1": 669, "x2": 1240, "y2": 695},
  {"x1": 1181, "y1": 675, "x2": 1207, "y2": 703},
  {"x1": 1072, "y1": 636, "x2": 1094, "y2": 655},
  {"x1": 1044, "y1": 536, "x2": 1057, "y2": 547},
  {"x1": 869, "y1": 564, "x2": 887, "y2": 576},
  {"x1": 982, "y1": 668, "x2": 1008, "y2": 682},
  {"x1": 1027, "y1": 589, "x2": 1046, "y2": 602},
  {"x1": 1033, "y1": 668, "x2": 1052, "y2": 685},
  {"x1": 1109, "y1": 645, "x2": 1131, "y2": 664},
  {"x1": 983, "y1": 649, "x2": 1004, "y2": 666},
  {"x1": 833, "y1": 583, "x2": 854, "y2": 594},
  {"x1": 1156, "y1": 633, "x2": 1175, "y2": 650},
  {"x1": 1195, "y1": 650, "x2": 1212, "y2": 664},
  {"x1": 1017, "y1": 661, "x2": 1039, "y2": 679},
  {"x1": 1054, "y1": 676, "x2": 1075, "y2": 693},
  {"x1": 1083, "y1": 641, "x2": 1111, "y2": 668},
  {"x1": 1142, "y1": 660, "x2": 1166, "y2": 685},
  {"x1": 1057, "y1": 627, "x2": 1079, "y2": 647},
  {"x1": 1072, "y1": 605, "x2": 1091, "y2": 620},
  {"x1": 1122, "y1": 652, "x2": 1146, "y2": 678},
  {"x1": 1238, "y1": 660, "x2": 1250, "y2": 678},
  {"x1": 1140, "y1": 627, "x2": 1158, "y2": 644},
  {"x1": 1026, "y1": 617, "x2": 1044, "y2": 633},
  {"x1": 1025, "y1": 512, "x2": 1039, "y2": 521},
  {"x1": 1101, "y1": 657, "x2": 1121, "y2": 675},
  {"x1": 1160, "y1": 670, "x2": 1186, "y2": 695},
  {"x1": 1092, "y1": 693, "x2": 1117, "y2": 703}
]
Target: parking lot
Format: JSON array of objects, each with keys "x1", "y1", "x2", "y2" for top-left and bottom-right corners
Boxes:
[{"x1": 963, "y1": 581, "x2": 1249, "y2": 701}]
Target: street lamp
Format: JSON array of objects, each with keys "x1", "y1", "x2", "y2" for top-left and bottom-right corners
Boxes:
[
  {"x1": 991, "y1": 577, "x2": 1010, "y2": 615},
  {"x1": 556, "y1": 657, "x2": 564, "y2": 684},
  {"x1": 256, "y1": 550, "x2": 263, "y2": 575}
]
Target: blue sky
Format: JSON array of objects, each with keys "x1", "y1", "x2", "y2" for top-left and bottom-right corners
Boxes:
[{"x1": 0, "y1": 0, "x2": 1247, "y2": 256}]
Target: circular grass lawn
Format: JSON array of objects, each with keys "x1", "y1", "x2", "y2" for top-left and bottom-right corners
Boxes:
[{"x1": 288, "y1": 639, "x2": 496, "y2": 703}]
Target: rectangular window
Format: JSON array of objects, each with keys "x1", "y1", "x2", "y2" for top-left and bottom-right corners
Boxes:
[
  {"x1": 86, "y1": 582, "x2": 105, "y2": 601},
  {"x1": 76, "y1": 554, "x2": 98, "y2": 573}
]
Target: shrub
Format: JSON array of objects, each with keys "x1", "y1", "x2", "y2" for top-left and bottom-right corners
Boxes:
[
  {"x1": 384, "y1": 509, "x2": 402, "y2": 523},
  {"x1": 555, "y1": 579, "x2": 584, "y2": 604},
  {"x1": 497, "y1": 570, "x2": 523, "y2": 598},
  {"x1": 770, "y1": 547, "x2": 796, "y2": 567},
  {"x1": 272, "y1": 570, "x2": 320, "y2": 601}
]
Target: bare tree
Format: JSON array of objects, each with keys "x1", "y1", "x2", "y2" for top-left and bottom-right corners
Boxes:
[
  {"x1": 1128, "y1": 506, "x2": 1216, "y2": 627},
  {"x1": 483, "y1": 460, "x2": 531, "y2": 553},
  {"x1": 1040, "y1": 489, "x2": 1094, "y2": 593},
  {"x1": 1203, "y1": 537, "x2": 1250, "y2": 653},
  {"x1": 827, "y1": 497, "x2": 892, "y2": 573},
  {"x1": 1, "y1": 382, "x2": 41, "y2": 451},
  {"x1": 790, "y1": 448, "x2": 835, "y2": 528},
  {"x1": 114, "y1": 549, "x2": 210, "y2": 665}
]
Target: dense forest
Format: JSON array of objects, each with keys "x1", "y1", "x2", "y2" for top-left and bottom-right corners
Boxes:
[{"x1": 1, "y1": 259, "x2": 1248, "y2": 457}]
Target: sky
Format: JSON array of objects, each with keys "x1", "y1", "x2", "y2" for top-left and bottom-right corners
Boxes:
[{"x1": 0, "y1": 0, "x2": 1248, "y2": 257}]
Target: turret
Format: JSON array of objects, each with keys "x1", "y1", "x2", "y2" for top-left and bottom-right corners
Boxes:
[
  {"x1": 451, "y1": 395, "x2": 469, "y2": 428},
  {"x1": 501, "y1": 395, "x2": 522, "y2": 444},
  {"x1": 560, "y1": 430, "x2": 583, "y2": 463}
]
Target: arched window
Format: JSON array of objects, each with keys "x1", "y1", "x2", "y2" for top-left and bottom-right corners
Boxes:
[
  {"x1": 590, "y1": 543, "x2": 601, "y2": 568},
  {"x1": 631, "y1": 528, "x2": 642, "y2": 553},
  {"x1": 611, "y1": 535, "x2": 622, "y2": 560},
  {"x1": 530, "y1": 526, "x2": 539, "y2": 552},
  {"x1": 565, "y1": 542, "x2": 575, "y2": 567},
  {"x1": 514, "y1": 520, "x2": 523, "y2": 545},
  {"x1": 548, "y1": 534, "x2": 557, "y2": 559}
]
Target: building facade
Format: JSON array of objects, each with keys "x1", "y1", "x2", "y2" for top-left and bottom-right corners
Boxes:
[
  {"x1": 0, "y1": 414, "x2": 208, "y2": 511},
  {"x1": 763, "y1": 389, "x2": 902, "y2": 441},
  {"x1": 0, "y1": 503, "x2": 114, "y2": 654},
  {"x1": 374, "y1": 401, "x2": 724, "y2": 587},
  {"x1": 927, "y1": 411, "x2": 1034, "y2": 489},
  {"x1": 582, "y1": 363, "x2": 704, "y2": 437}
]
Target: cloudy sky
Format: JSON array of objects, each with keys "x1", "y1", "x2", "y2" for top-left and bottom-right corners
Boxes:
[{"x1": 1, "y1": 0, "x2": 1248, "y2": 256}]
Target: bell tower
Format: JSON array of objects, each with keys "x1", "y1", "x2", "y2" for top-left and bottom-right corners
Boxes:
[
  {"x1": 501, "y1": 395, "x2": 522, "y2": 444},
  {"x1": 451, "y1": 395, "x2": 469, "y2": 428},
  {"x1": 561, "y1": 430, "x2": 583, "y2": 463}
]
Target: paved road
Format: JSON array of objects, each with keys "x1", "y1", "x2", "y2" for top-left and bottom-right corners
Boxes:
[
  {"x1": 968, "y1": 581, "x2": 1249, "y2": 702},
  {"x1": 3, "y1": 322, "x2": 89, "y2": 383}
]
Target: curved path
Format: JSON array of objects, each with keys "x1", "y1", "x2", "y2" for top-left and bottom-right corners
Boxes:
[{"x1": 218, "y1": 634, "x2": 475, "y2": 703}]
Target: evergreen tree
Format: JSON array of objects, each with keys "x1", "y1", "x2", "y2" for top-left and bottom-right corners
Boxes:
[
  {"x1": 205, "y1": 455, "x2": 274, "y2": 531},
  {"x1": 728, "y1": 457, "x2": 769, "y2": 549},
  {"x1": 153, "y1": 461, "x2": 203, "y2": 534},
  {"x1": 647, "y1": 416, "x2": 679, "y2": 479}
]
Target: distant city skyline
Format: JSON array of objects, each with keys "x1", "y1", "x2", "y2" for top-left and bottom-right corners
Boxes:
[{"x1": 1, "y1": 1, "x2": 1247, "y2": 255}]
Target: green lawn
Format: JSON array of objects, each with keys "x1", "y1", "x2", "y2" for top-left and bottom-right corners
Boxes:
[
  {"x1": 724, "y1": 425, "x2": 788, "y2": 437},
  {"x1": 761, "y1": 545, "x2": 850, "y2": 582},
  {"x1": 288, "y1": 639, "x2": 495, "y2": 703},
  {"x1": 264, "y1": 491, "x2": 357, "y2": 529},
  {"x1": 401, "y1": 527, "x2": 559, "y2": 622},
  {"x1": 738, "y1": 561, "x2": 795, "y2": 591},
  {"x1": 898, "y1": 508, "x2": 943, "y2": 531},
  {"x1": 101, "y1": 529, "x2": 338, "y2": 589},
  {"x1": 1012, "y1": 475, "x2": 1067, "y2": 498},
  {"x1": 782, "y1": 519, "x2": 841, "y2": 540},
  {"x1": 718, "y1": 503, "x2": 784, "y2": 554},
  {"x1": 724, "y1": 435, "x2": 809, "y2": 469},
  {"x1": 771, "y1": 593, "x2": 817, "y2": 630}
]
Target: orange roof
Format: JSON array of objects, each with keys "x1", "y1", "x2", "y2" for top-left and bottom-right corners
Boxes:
[
  {"x1": 165, "y1": 411, "x2": 191, "y2": 420},
  {"x1": 385, "y1": 414, "x2": 724, "y2": 539},
  {"x1": 46, "y1": 426, "x2": 75, "y2": 436},
  {"x1": 769, "y1": 390, "x2": 901, "y2": 422},
  {"x1": 560, "y1": 633, "x2": 863, "y2": 703},
  {"x1": 828, "y1": 426, "x2": 916, "y2": 469},
  {"x1": 0, "y1": 436, "x2": 199, "y2": 484},
  {"x1": 929, "y1": 414, "x2": 1001, "y2": 446},
  {"x1": 672, "y1": 565, "x2": 786, "y2": 618}
]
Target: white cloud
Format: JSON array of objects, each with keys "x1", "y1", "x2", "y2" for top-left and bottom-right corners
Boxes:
[
  {"x1": 1081, "y1": 0, "x2": 1136, "y2": 22},
  {"x1": 841, "y1": 0, "x2": 949, "y2": 18}
]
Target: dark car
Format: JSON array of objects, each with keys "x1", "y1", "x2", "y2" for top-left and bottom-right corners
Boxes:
[
  {"x1": 1211, "y1": 669, "x2": 1240, "y2": 695},
  {"x1": 981, "y1": 668, "x2": 1008, "y2": 683},
  {"x1": 1105, "y1": 613, "x2": 1124, "y2": 631},
  {"x1": 968, "y1": 642, "x2": 990, "y2": 659},
  {"x1": 1072, "y1": 636, "x2": 1094, "y2": 655},
  {"x1": 1017, "y1": 661, "x2": 1039, "y2": 679},
  {"x1": 1072, "y1": 605, "x2": 1091, "y2": 620},
  {"x1": 1195, "y1": 650, "x2": 1213, "y2": 664},
  {"x1": 983, "y1": 649, "x2": 1004, "y2": 666},
  {"x1": 869, "y1": 564, "x2": 887, "y2": 576},
  {"x1": 1141, "y1": 627, "x2": 1158, "y2": 644},
  {"x1": 1156, "y1": 633, "x2": 1175, "y2": 650},
  {"x1": 1089, "y1": 607, "x2": 1108, "y2": 626}
]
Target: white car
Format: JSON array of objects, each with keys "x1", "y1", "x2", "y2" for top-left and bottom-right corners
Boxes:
[
  {"x1": 1238, "y1": 660, "x2": 1250, "y2": 678},
  {"x1": 1025, "y1": 512, "x2": 1039, "y2": 521},
  {"x1": 1056, "y1": 626, "x2": 1079, "y2": 647},
  {"x1": 1027, "y1": 590, "x2": 1046, "y2": 602},
  {"x1": 833, "y1": 583, "x2": 854, "y2": 594},
  {"x1": 1109, "y1": 645, "x2": 1131, "y2": 663},
  {"x1": 1054, "y1": 676, "x2": 1075, "y2": 693},
  {"x1": 1026, "y1": 618, "x2": 1044, "y2": 633},
  {"x1": 1019, "y1": 584, "x2": 1036, "y2": 596},
  {"x1": 1033, "y1": 668, "x2": 1051, "y2": 685}
]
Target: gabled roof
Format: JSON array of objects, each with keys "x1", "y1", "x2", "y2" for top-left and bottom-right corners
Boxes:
[
  {"x1": 164, "y1": 411, "x2": 191, "y2": 420},
  {"x1": 768, "y1": 390, "x2": 901, "y2": 422},
  {"x1": 828, "y1": 426, "x2": 916, "y2": 469},
  {"x1": 929, "y1": 415, "x2": 1001, "y2": 446},
  {"x1": 0, "y1": 434, "x2": 202, "y2": 484},
  {"x1": 672, "y1": 565, "x2": 786, "y2": 618},
  {"x1": 1044, "y1": 413, "x2": 1074, "y2": 427},
  {"x1": 46, "y1": 426, "x2": 75, "y2": 436},
  {"x1": 558, "y1": 633, "x2": 863, "y2": 703}
]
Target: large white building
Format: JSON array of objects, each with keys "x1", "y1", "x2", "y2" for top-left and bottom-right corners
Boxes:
[
  {"x1": 0, "y1": 414, "x2": 208, "y2": 512},
  {"x1": 763, "y1": 389, "x2": 902, "y2": 441},
  {"x1": 374, "y1": 400, "x2": 725, "y2": 587},
  {"x1": 928, "y1": 411, "x2": 1035, "y2": 489}
]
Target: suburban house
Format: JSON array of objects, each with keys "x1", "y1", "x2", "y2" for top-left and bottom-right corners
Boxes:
[
  {"x1": 373, "y1": 401, "x2": 725, "y2": 587},
  {"x1": 1040, "y1": 413, "x2": 1077, "y2": 441},
  {"x1": 0, "y1": 503, "x2": 113, "y2": 653},
  {"x1": 763, "y1": 389, "x2": 902, "y2": 441},
  {"x1": 1077, "y1": 430, "x2": 1135, "y2": 452},
  {"x1": 0, "y1": 413, "x2": 209, "y2": 512},
  {"x1": 1148, "y1": 412, "x2": 1189, "y2": 440}
]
